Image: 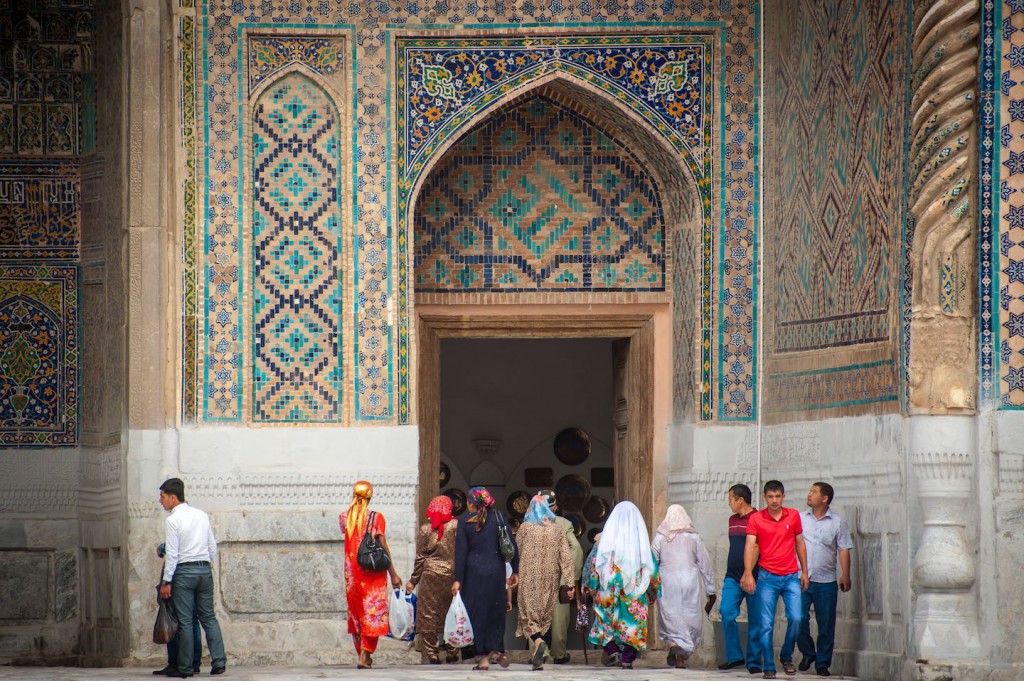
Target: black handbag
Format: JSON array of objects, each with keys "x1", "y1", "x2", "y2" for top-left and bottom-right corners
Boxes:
[
  {"x1": 356, "y1": 511, "x2": 391, "y2": 572},
  {"x1": 496, "y1": 512, "x2": 515, "y2": 562}
]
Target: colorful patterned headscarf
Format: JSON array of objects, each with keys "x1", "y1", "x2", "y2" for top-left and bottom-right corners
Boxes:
[
  {"x1": 344, "y1": 480, "x2": 374, "y2": 539},
  {"x1": 524, "y1": 494, "x2": 557, "y2": 526},
  {"x1": 468, "y1": 486, "x2": 494, "y2": 532},
  {"x1": 426, "y1": 494, "x2": 454, "y2": 540}
]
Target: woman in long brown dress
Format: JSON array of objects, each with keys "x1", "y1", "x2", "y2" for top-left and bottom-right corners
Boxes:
[
  {"x1": 406, "y1": 495, "x2": 459, "y2": 664},
  {"x1": 515, "y1": 495, "x2": 575, "y2": 670}
]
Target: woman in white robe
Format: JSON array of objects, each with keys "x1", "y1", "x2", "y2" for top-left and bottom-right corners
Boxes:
[{"x1": 652, "y1": 504, "x2": 716, "y2": 668}]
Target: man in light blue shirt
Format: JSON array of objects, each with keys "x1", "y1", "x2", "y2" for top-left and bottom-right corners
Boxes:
[{"x1": 796, "y1": 482, "x2": 852, "y2": 678}]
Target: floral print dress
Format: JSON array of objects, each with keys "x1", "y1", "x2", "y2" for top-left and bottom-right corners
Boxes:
[
  {"x1": 340, "y1": 510, "x2": 390, "y2": 639},
  {"x1": 585, "y1": 548, "x2": 662, "y2": 650}
]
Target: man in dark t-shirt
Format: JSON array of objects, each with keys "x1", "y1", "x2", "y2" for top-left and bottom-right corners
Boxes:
[{"x1": 718, "y1": 484, "x2": 763, "y2": 673}]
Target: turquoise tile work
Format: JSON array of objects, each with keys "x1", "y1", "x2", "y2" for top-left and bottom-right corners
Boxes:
[
  {"x1": 185, "y1": 1, "x2": 760, "y2": 424},
  {"x1": 251, "y1": 74, "x2": 344, "y2": 422}
]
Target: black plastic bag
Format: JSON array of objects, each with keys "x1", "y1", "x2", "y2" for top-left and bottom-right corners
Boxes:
[{"x1": 153, "y1": 587, "x2": 178, "y2": 645}]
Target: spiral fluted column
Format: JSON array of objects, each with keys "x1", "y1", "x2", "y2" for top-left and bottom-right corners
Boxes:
[
  {"x1": 906, "y1": 0, "x2": 982, "y2": 663},
  {"x1": 906, "y1": 0, "x2": 980, "y2": 412}
]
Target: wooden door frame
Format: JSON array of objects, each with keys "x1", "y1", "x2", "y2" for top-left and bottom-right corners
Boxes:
[{"x1": 416, "y1": 307, "x2": 657, "y2": 527}]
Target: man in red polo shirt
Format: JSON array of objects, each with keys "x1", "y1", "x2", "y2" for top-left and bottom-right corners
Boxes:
[{"x1": 741, "y1": 480, "x2": 809, "y2": 679}]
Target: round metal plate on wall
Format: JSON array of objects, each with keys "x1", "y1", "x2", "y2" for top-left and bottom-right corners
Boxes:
[
  {"x1": 506, "y1": 490, "x2": 530, "y2": 518},
  {"x1": 564, "y1": 512, "x2": 586, "y2": 538},
  {"x1": 554, "y1": 473, "x2": 591, "y2": 512},
  {"x1": 583, "y1": 495, "x2": 609, "y2": 523},
  {"x1": 439, "y1": 461, "x2": 451, "y2": 488},
  {"x1": 553, "y1": 427, "x2": 591, "y2": 466},
  {"x1": 443, "y1": 488, "x2": 467, "y2": 517},
  {"x1": 587, "y1": 527, "x2": 602, "y2": 544}
]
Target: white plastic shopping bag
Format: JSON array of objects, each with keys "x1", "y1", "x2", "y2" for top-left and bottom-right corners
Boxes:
[
  {"x1": 444, "y1": 592, "x2": 474, "y2": 648},
  {"x1": 388, "y1": 588, "x2": 416, "y2": 641}
]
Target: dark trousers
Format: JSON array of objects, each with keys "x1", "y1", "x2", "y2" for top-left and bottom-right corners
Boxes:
[
  {"x1": 171, "y1": 564, "x2": 226, "y2": 674},
  {"x1": 797, "y1": 581, "x2": 839, "y2": 671},
  {"x1": 167, "y1": 598, "x2": 201, "y2": 671}
]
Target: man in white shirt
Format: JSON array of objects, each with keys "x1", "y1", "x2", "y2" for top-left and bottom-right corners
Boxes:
[
  {"x1": 796, "y1": 482, "x2": 853, "y2": 678},
  {"x1": 158, "y1": 478, "x2": 227, "y2": 678}
]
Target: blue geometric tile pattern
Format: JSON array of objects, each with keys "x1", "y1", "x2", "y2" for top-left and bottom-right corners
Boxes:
[
  {"x1": 413, "y1": 95, "x2": 666, "y2": 292},
  {"x1": 994, "y1": 0, "x2": 1024, "y2": 406},
  {"x1": 251, "y1": 74, "x2": 343, "y2": 422},
  {"x1": 189, "y1": 1, "x2": 760, "y2": 424},
  {"x1": 393, "y1": 31, "x2": 726, "y2": 422}
]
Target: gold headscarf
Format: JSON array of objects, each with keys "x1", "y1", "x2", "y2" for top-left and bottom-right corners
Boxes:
[{"x1": 345, "y1": 480, "x2": 374, "y2": 538}]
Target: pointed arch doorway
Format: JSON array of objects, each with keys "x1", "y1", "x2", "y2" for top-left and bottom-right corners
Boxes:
[{"x1": 408, "y1": 78, "x2": 699, "y2": 530}]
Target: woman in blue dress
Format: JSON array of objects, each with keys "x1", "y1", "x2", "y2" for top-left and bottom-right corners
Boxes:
[{"x1": 452, "y1": 486, "x2": 520, "y2": 670}]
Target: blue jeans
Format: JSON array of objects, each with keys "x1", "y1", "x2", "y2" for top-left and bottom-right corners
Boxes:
[
  {"x1": 167, "y1": 594, "x2": 201, "y2": 671},
  {"x1": 797, "y1": 581, "x2": 838, "y2": 671},
  {"x1": 171, "y1": 564, "x2": 226, "y2": 674},
  {"x1": 754, "y1": 571, "x2": 803, "y2": 673},
  {"x1": 720, "y1": 576, "x2": 763, "y2": 669}
]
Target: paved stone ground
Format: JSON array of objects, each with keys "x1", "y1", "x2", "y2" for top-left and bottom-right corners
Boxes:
[{"x1": 0, "y1": 665, "x2": 857, "y2": 681}]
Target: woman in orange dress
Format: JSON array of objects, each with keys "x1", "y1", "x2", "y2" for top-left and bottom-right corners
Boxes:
[{"x1": 340, "y1": 480, "x2": 402, "y2": 669}]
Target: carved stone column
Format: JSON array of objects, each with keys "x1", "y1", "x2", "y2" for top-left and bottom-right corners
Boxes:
[
  {"x1": 906, "y1": 0, "x2": 980, "y2": 411},
  {"x1": 906, "y1": 0, "x2": 983, "y2": 663},
  {"x1": 910, "y1": 416, "x2": 980, "y2": 659}
]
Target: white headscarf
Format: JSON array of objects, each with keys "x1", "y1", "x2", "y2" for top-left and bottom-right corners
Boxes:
[
  {"x1": 656, "y1": 504, "x2": 697, "y2": 541},
  {"x1": 593, "y1": 501, "x2": 655, "y2": 597}
]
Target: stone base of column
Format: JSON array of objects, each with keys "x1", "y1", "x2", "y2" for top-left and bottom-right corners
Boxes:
[
  {"x1": 914, "y1": 592, "x2": 981, "y2": 660},
  {"x1": 914, "y1": 662, "x2": 1024, "y2": 681}
]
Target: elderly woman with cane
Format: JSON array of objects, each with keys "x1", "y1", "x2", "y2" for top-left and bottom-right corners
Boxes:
[{"x1": 515, "y1": 494, "x2": 575, "y2": 670}]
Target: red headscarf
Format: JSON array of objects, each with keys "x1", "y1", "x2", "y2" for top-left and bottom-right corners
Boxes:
[{"x1": 426, "y1": 495, "x2": 454, "y2": 540}]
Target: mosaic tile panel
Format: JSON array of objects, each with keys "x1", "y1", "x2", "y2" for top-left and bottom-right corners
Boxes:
[
  {"x1": 413, "y1": 95, "x2": 666, "y2": 292},
  {"x1": 0, "y1": 263, "x2": 78, "y2": 447},
  {"x1": 0, "y1": 0, "x2": 94, "y2": 156},
  {"x1": 996, "y1": 0, "x2": 1024, "y2": 405},
  {"x1": 250, "y1": 74, "x2": 344, "y2": 422},
  {"x1": 189, "y1": 1, "x2": 759, "y2": 424},
  {"x1": 392, "y1": 30, "x2": 735, "y2": 422},
  {"x1": 764, "y1": 0, "x2": 905, "y2": 415},
  {"x1": 0, "y1": 162, "x2": 79, "y2": 260}
]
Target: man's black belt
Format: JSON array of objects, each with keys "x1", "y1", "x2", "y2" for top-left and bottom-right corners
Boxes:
[{"x1": 179, "y1": 560, "x2": 211, "y2": 566}]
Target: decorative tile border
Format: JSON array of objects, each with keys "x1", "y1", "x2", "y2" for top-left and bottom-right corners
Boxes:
[
  {"x1": 0, "y1": 161, "x2": 79, "y2": 260},
  {"x1": 978, "y1": 0, "x2": 997, "y2": 403},
  {"x1": 180, "y1": 12, "x2": 199, "y2": 421}
]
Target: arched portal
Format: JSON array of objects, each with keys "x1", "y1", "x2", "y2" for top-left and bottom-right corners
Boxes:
[{"x1": 411, "y1": 78, "x2": 702, "y2": 531}]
